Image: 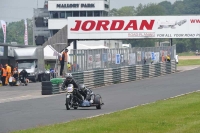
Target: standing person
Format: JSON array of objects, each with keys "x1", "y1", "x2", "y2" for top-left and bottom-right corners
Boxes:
[
  {"x1": 1, "y1": 65, "x2": 7, "y2": 86},
  {"x1": 0, "y1": 64, "x2": 2, "y2": 85},
  {"x1": 59, "y1": 49, "x2": 68, "y2": 76},
  {"x1": 166, "y1": 54, "x2": 171, "y2": 62},
  {"x1": 67, "y1": 62, "x2": 71, "y2": 72},
  {"x1": 5, "y1": 64, "x2": 11, "y2": 85},
  {"x1": 161, "y1": 54, "x2": 166, "y2": 62}
]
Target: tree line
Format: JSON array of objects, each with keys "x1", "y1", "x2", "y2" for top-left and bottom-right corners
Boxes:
[{"x1": 0, "y1": 0, "x2": 200, "y2": 53}]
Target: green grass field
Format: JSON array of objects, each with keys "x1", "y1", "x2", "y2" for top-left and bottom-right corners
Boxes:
[
  {"x1": 178, "y1": 59, "x2": 200, "y2": 66},
  {"x1": 12, "y1": 91, "x2": 200, "y2": 133},
  {"x1": 178, "y1": 52, "x2": 195, "y2": 56}
]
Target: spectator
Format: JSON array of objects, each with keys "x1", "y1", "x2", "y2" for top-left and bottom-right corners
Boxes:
[
  {"x1": 45, "y1": 63, "x2": 51, "y2": 70},
  {"x1": 162, "y1": 54, "x2": 166, "y2": 62},
  {"x1": 144, "y1": 57, "x2": 146, "y2": 64},
  {"x1": 0, "y1": 64, "x2": 2, "y2": 85},
  {"x1": 5, "y1": 64, "x2": 11, "y2": 85},
  {"x1": 12, "y1": 67, "x2": 19, "y2": 80},
  {"x1": 59, "y1": 49, "x2": 68, "y2": 76},
  {"x1": 67, "y1": 62, "x2": 71, "y2": 72},
  {"x1": 1, "y1": 65, "x2": 7, "y2": 86},
  {"x1": 166, "y1": 54, "x2": 171, "y2": 62}
]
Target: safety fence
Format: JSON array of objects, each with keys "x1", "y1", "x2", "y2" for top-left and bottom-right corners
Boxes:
[
  {"x1": 69, "y1": 45, "x2": 176, "y2": 73},
  {"x1": 72, "y1": 60, "x2": 176, "y2": 89},
  {"x1": 41, "y1": 60, "x2": 176, "y2": 95}
]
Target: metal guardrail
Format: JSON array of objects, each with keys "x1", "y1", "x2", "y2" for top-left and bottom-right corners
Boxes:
[
  {"x1": 41, "y1": 60, "x2": 176, "y2": 95},
  {"x1": 72, "y1": 60, "x2": 176, "y2": 89}
]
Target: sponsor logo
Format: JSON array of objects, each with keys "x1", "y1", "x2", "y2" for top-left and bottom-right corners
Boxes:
[
  {"x1": 70, "y1": 20, "x2": 155, "y2": 31},
  {"x1": 190, "y1": 19, "x2": 200, "y2": 23}
]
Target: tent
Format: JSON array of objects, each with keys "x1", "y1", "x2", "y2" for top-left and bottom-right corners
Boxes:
[
  {"x1": 67, "y1": 42, "x2": 109, "y2": 51},
  {"x1": 44, "y1": 45, "x2": 61, "y2": 60}
]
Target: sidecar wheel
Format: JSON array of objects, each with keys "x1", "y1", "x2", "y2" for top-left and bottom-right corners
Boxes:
[{"x1": 95, "y1": 95, "x2": 102, "y2": 109}]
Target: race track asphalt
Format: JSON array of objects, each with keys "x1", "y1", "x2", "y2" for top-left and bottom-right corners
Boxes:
[{"x1": 0, "y1": 67, "x2": 200, "y2": 133}]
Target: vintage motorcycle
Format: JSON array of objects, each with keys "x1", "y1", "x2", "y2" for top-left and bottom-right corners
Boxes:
[{"x1": 65, "y1": 84, "x2": 104, "y2": 110}]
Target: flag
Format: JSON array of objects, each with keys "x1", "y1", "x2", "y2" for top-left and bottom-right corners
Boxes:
[
  {"x1": 1, "y1": 20, "x2": 6, "y2": 43},
  {"x1": 24, "y1": 19, "x2": 28, "y2": 45}
]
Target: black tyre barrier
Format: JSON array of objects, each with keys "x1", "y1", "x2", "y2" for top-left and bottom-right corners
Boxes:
[
  {"x1": 42, "y1": 81, "x2": 52, "y2": 86},
  {"x1": 41, "y1": 81, "x2": 60, "y2": 95}
]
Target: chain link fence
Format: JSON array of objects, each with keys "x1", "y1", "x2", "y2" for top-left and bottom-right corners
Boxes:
[{"x1": 69, "y1": 45, "x2": 176, "y2": 72}]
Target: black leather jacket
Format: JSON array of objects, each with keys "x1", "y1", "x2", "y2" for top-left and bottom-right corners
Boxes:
[
  {"x1": 79, "y1": 87, "x2": 93, "y2": 100},
  {"x1": 62, "y1": 78, "x2": 79, "y2": 89},
  {"x1": 19, "y1": 70, "x2": 28, "y2": 78}
]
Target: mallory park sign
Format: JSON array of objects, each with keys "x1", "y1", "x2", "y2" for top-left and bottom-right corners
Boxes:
[{"x1": 57, "y1": 3, "x2": 95, "y2": 8}]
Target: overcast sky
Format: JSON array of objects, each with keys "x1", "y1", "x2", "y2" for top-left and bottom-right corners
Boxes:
[{"x1": 0, "y1": 0, "x2": 176, "y2": 23}]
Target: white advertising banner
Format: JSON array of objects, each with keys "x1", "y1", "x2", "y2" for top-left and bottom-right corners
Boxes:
[
  {"x1": 24, "y1": 19, "x2": 28, "y2": 45},
  {"x1": 68, "y1": 16, "x2": 200, "y2": 39},
  {"x1": 137, "y1": 51, "x2": 141, "y2": 62},
  {"x1": 145, "y1": 52, "x2": 151, "y2": 59},
  {"x1": 95, "y1": 54, "x2": 101, "y2": 68},
  {"x1": 129, "y1": 53, "x2": 136, "y2": 65},
  {"x1": 108, "y1": 53, "x2": 111, "y2": 62},
  {"x1": 1, "y1": 20, "x2": 6, "y2": 43},
  {"x1": 87, "y1": 55, "x2": 93, "y2": 69},
  {"x1": 154, "y1": 52, "x2": 160, "y2": 63}
]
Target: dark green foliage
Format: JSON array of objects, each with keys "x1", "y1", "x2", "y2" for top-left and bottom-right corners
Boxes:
[{"x1": 0, "y1": 19, "x2": 33, "y2": 45}]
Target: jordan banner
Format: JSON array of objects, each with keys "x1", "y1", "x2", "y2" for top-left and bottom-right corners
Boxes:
[
  {"x1": 1, "y1": 20, "x2": 6, "y2": 43},
  {"x1": 24, "y1": 19, "x2": 28, "y2": 45}
]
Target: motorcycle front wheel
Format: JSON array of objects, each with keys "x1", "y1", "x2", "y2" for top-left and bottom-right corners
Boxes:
[{"x1": 65, "y1": 98, "x2": 71, "y2": 110}]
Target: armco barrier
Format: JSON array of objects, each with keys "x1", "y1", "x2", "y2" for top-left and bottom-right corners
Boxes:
[
  {"x1": 72, "y1": 60, "x2": 176, "y2": 89},
  {"x1": 41, "y1": 60, "x2": 176, "y2": 95}
]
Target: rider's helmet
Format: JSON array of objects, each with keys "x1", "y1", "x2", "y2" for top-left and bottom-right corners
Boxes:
[
  {"x1": 79, "y1": 84, "x2": 86, "y2": 91},
  {"x1": 65, "y1": 73, "x2": 73, "y2": 82}
]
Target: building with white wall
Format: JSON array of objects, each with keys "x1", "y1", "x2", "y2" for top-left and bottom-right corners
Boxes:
[
  {"x1": 48, "y1": 0, "x2": 110, "y2": 36},
  {"x1": 33, "y1": 0, "x2": 122, "y2": 48}
]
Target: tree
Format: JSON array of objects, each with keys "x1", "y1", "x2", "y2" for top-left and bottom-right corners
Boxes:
[
  {"x1": 0, "y1": 19, "x2": 33, "y2": 45},
  {"x1": 158, "y1": 1, "x2": 173, "y2": 15},
  {"x1": 110, "y1": 6, "x2": 136, "y2": 16},
  {"x1": 172, "y1": 1, "x2": 185, "y2": 15},
  {"x1": 136, "y1": 3, "x2": 144, "y2": 14},
  {"x1": 117, "y1": 6, "x2": 136, "y2": 16},
  {"x1": 183, "y1": 0, "x2": 200, "y2": 14},
  {"x1": 110, "y1": 8, "x2": 119, "y2": 16},
  {"x1": 137, "y1": 3, "x2": 166, "y2": 16}
]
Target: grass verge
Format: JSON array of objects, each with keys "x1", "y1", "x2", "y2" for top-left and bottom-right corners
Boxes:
[
  {"x1": 178, "y1": 52, "x2": 195, "y2": 56},
  {"x1": 12, "y1": 92, "x2": 200, "y2": 133},
  {"x1": 178, "y1": 59, "x2": 200, "y2": 66}
]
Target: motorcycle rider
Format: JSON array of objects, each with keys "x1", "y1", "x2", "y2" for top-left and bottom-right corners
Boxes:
[
  {"x1": 62, "y1": 73, "x2": 84, "y2": 102},
  {"x1": 79, "y1": 84, "x2": 93, "y2": 102}
]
